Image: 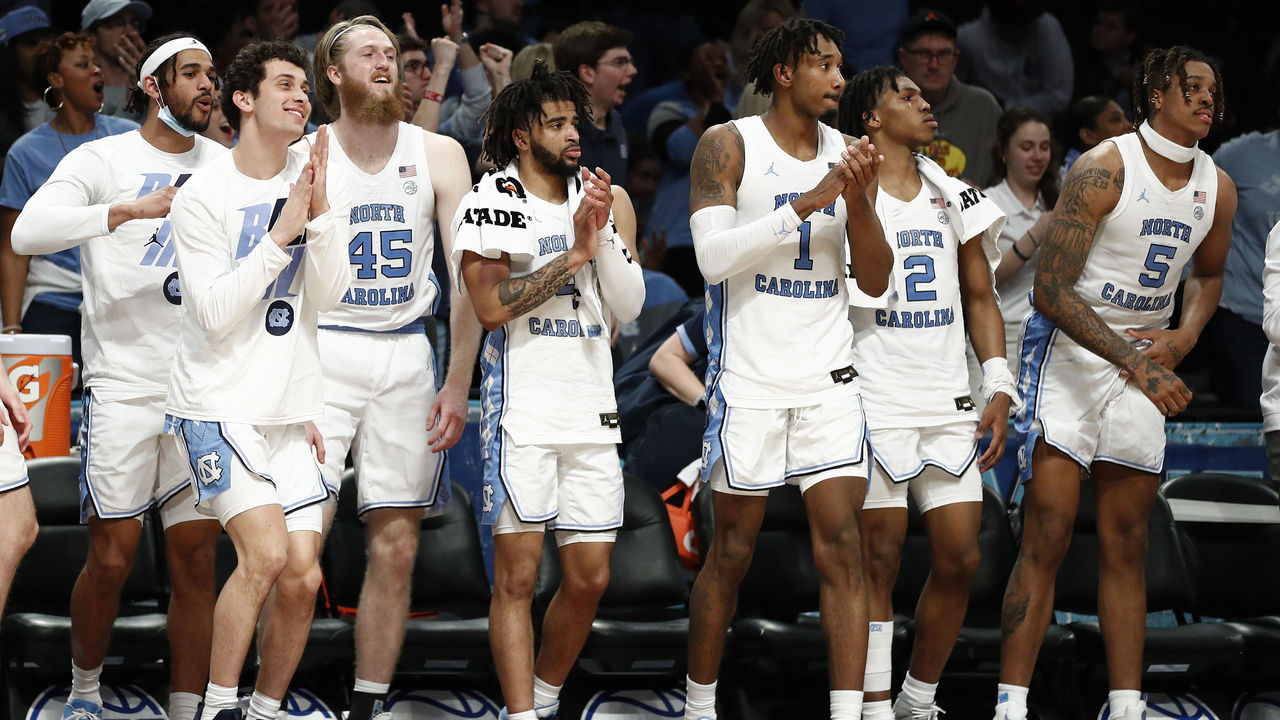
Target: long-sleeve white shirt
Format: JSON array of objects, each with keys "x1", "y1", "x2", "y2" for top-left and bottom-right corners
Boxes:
[
  {"x1": 1260, "y1": 221, "x2": 1280, "y2": 432},
  {"x1": 11, "y1": 131, "x2": 226, "y2": 402},
  {"x1": 165, "y1": 147, "x2": 351, "y2": 424}
]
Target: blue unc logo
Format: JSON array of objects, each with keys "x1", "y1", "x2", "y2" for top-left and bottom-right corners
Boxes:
[
  {"x1": 266, "y1": 300, "x2": 295, "y2": 336},
  {"x1": 163, "y1": 271, "x2": 182, "y2": 305}
]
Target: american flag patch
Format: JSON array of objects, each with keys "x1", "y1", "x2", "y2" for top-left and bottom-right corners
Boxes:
[
  {"x1": 1193, "y1": 190, "x2": 1207, "y2": 203},
  {"x1": 399, "y1": 165, "x2": 417, "y2": 178},
  {"x1": 930, "y1": 197, "x2": 947, "y2": 210}
]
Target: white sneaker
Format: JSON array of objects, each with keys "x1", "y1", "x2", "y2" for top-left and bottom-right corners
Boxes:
[
  {"x1": 993, "y1": 703, "x2": 1028, "y2": 720},
  {"x1": 893, "y1": 697, "x2": 945, "y2": 720},
  {"x1": 1118, "y1": 702, "x2": 1146, "y2": 720}
]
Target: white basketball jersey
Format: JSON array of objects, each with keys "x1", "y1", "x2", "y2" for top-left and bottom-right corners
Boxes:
[
  {"x1": 317, "y1": 123, "x2": 440, "y2": 331},
  {"x1": 19, "y1": 131, "x2": 226, "y2": 402},
  {"x1": 1076, "y1": 132, "x2": 1218, "y2": 334},
  {"x1": 476, "y1": 190, "x2": 620, "y2": 446},
  {"x1": 705, "y1": 116, "x2": 857, "y2": 410},
  {"x1": 852, "y1": 185, "x2": 975, "y2": 427}
]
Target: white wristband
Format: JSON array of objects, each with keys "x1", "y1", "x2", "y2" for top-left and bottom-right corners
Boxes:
[{"x1": 980, "y1": 357, "x2": 1022, "y2": 412}]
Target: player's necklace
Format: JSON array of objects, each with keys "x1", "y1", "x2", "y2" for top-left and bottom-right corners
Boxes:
[{"x1": 1138, "y1": 121, "x2": 1196, "y2": 164}]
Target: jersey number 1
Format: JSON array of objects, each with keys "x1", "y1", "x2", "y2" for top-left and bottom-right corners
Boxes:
[
  {"x1": 793, "y1": 221, "x2": 813, "y2": 271},
  {"x1": 350, "y1": 230, "x2": 413, "y2": 279}
]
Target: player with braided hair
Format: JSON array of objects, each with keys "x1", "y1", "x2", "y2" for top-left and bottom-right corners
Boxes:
[{"x1": 994, "y1": 45, "x2": 1237, "y2": 720}]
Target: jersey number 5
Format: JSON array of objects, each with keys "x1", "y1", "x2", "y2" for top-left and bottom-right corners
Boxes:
[
  {"x1": 1139, "y1": 244, "x2": 1176, "y2": 288},
  {"x1": 350, "y1": 229, "x2": 413, "y2": 279}
]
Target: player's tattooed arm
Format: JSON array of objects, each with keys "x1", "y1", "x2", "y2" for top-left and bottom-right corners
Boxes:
[
  {"x1": 1033, "y1": 149, "x2": 1139, "y2": 372},
  {"x1": 462, "y1": 251, "x2": 581, "y2": 331},
  {"x1": 1034, "y1": 146, "x2": 1192, "y2": 415},
  {"x1": 688, "y1": 123, "x2": 744, "y2": 214}
]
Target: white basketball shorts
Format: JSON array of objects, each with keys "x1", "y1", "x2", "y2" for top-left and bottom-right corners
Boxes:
[{"x1": 864, "y1": 421, "x2": 982, "y2": 512}]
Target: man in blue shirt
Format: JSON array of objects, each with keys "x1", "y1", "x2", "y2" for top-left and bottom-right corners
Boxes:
[{"x1": 553, "y1": 21, "x2": 634, "y2": 187}]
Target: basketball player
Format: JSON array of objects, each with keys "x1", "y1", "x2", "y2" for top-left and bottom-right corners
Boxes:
[
  {"x1": 309, "y1": 16, "x2": 481, "y2": 719},
  {"x1": 0, "y1": 371, "x2": 36, "y2": 619},
  {"x1": 838, "y1": 66, "x2": 1015, "y2": 720},
  {"x1": 683, "y1": 18, "x2": 893, "y2": 720},
  {"x1": 451, "y1": 64, "x2": 644, "y2": 720},
  {"x1": 10, "y1": 34, "x2": 225, "y2": 720},
  {"x1": 163, "y1": 40, "x2": 348, "y2": 720},
  {"x1": 995, "y1": 46, "x2": 1236, "y2": 720}
]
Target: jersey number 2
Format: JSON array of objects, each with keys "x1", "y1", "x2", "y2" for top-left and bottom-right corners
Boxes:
[
  {"x1": 903, "y1": 255, "x2": 937, "y2": 301},
  {"x1": 350, "y1": 229, "x2": 413, "y2": 279}
]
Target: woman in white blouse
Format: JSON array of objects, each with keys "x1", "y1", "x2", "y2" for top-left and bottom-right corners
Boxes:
[{"x1": 985, "y1": 106, "x2": 1060, "y2": 376}]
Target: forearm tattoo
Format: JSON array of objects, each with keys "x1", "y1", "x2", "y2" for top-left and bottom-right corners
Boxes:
[
  {"x1": 1036, "y1": 163, "x2": 1147, "y2": 376},
  {"x1": 496, "y1": 254, "x2": 576, "y2": 319}
]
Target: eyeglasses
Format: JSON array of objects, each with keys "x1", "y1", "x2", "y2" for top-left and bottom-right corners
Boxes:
[
  {"x1": 97, "y1": 15, "x2": 144, "y2": 32},
  {"x1": 404, "y1": 59, "x2": 428, "y2": 75},
  {"x1": 597, "y1": 55, "x2": 634, "y2": 69},
  {"x1": 903, "y1": 48, "x2": 957, "y2": 63}
]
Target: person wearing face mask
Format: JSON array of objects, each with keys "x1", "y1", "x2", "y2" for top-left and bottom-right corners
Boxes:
[
  {"x1": 10, "y1": 33, "x2": 226, "y2": 720},
  {"x1": 81, "y1": 0, "x2": 152, "y2": 121},
  {"x1": 0, "y1": 33, "x2": 137, "y2": 370}
]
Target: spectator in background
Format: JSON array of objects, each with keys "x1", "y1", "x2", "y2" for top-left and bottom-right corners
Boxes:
[
  {"x1": 247, "y1": 0, "x2": 299, "y2": 43},
  {"x1": 984, "y1": 107, "x2": 1059, "y2": 378},
  {"x1": 1059, "y1": 95, "x2": 1131, "y2": 179},
  {"x1": 0, "y1": 33, "x2": 138, "y2": 364},
  {"x1": 899, "y1": 9, "x2": 1002, "y2": 187},
  {"x1": 467, "y1": 0, "x2": 525, "y2": 39},
  {"x1": 554, "y1": 21, "x2": 635, "y2": 186},
  {"x1": 804, "y1": 0, "x2": 908, "y2": 75},
  {"x1": 957, "y1": 0, "x2": 1074, "y2": 116},
  {"x1": 1208, "y1": 108, "x2": 1280, "y2": 412},
  {"x1": 201, "y1": 93, "x2": 235, "y2": 147},
  {"x1": 398, "y1": 33, "x2": 432, "y2": 122},
  {"x1": 296, "y1": 0, "x2": 376, "y2": 54},
  {"x1": 645, "y1": 37, "x2": 734, "y2": 296},
  {"x1": 0, "y1": 6, "x2": 57, "y2": 157},
  {"x1": 511, "y1": 41, "x2": 552, "y2": 81},
  {"x1": 727, "y1": 0, "x2": 795, "y2": 120},
  {"x1": 82, "y1": 0, "x2": 151, "y2": 121},
  {"x1": 1073, "y1": 0, "x2": 1141, "y2": 118}
]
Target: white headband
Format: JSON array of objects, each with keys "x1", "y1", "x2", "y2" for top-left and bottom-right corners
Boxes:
[{"x1": 136, "y1": 37, "x2": 211, "y2": 90}]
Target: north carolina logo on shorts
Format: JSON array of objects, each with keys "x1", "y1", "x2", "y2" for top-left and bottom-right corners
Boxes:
[
  {"x1": 481, "y1": 482, "x2": 494, "y2": 513},
  {"x1": 163, "y1": 271, "x2": 182, "y2": 305},
  {"x1": 266, "y1": 300, "x2": 295, "y2": 336},
  {"x1": 700, "y1": 440, "x2": 711, "y2": 470},
  {"x1": 196, "y1": 451, "x2": 223, "y2": 485}
]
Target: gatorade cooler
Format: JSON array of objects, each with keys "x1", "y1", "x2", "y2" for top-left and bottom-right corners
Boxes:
[{"x1": 0, "y1": 334, "x2": 73, "y2": 458}]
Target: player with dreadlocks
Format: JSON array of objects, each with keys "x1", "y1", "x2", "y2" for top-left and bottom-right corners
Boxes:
[
  {"x1": 682, "y1": 17, "x2": 891, "y2": 720},
  {"x1": 450, "y1": 61, "x2": 643, "y2": 720},
  {"x1": 994, "y1": 45, "x2": 1236, "y2": 720}
]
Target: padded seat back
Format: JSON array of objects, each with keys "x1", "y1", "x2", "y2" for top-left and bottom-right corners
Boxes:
[
  {"x1": 323, "y1": 473, "x2": 490, "y2": 616},
  {"x1": 1160, "y1": 473, "x2": 1280, "y2": 618},
  {"x1": 10, "y1": 456, "x2": 164, "y2": 615},
  {"x1": 622, "y1": 404, "x2": 705, "y2": 493},
  {"x1": 535, "y1": 475, "x2": 688, "y2": 618}
]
